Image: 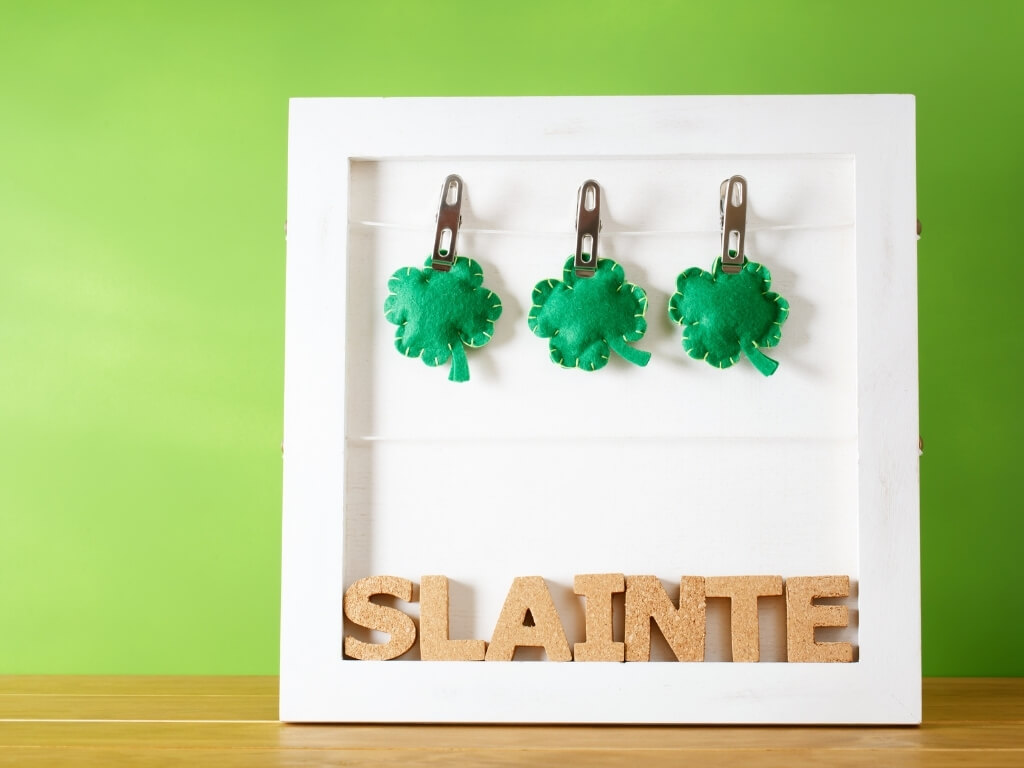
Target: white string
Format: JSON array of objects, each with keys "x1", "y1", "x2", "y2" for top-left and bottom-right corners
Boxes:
[
  {"x1": 350, "y1": 219, "x2": 855, "y2": 237},
  {"x1": 344, "y1": 434, "x2": 854, "y2": 444}
]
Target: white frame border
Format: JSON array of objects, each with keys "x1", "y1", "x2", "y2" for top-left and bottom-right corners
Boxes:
[{"x1": 281, "y1": 96, "x2": 919, "y2": 724}]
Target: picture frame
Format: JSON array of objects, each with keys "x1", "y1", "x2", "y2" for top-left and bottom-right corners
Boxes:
[{"x1": 280, "y1": 95, "x2": 919, "y2": 723}]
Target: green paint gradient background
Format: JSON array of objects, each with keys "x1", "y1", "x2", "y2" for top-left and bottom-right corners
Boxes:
[{"x1": 1, "y1": 1, "x2": 1021, "y2": 675}]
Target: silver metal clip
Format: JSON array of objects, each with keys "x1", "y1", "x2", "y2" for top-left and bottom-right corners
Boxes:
[
  {"x1": 431, "y1": 174, "x2": 463, "y2": 271},
  {"x1": 719, "y1": 175, "x2": 747, "y2": 274},
  {"x1": 574, "y1": 180, "x2": 601, "y2": 278}
]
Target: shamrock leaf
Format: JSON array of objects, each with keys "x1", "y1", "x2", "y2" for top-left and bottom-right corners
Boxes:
[
  {"x1": 528, "y1": 257, "x2": 651, "y2": 371},
  {"x1": 668, "y1": 256, "x2": 789, "y2": 376},
  {"x1": 384, "y1": 256, "x2": 502, "y2": 382}
]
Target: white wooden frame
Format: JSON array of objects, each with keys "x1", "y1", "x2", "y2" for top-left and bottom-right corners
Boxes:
[{"x1": 281, "y1": 96, "x2": 919, "y2": 724}]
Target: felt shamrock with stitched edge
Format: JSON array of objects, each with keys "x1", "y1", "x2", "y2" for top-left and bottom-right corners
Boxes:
[
  {"x1": 528, "y1": 256, "x2": 651, "y2": 371},
  {"x1": 384, "y1": 255, "x2": 502, "y2": 382},
  {"x1": 667, "y1": 254, "x2": 789, "y2": 376}
]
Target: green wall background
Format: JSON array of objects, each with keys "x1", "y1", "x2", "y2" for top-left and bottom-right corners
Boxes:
[{"x1": 1, "y1": 0, "x2": 1021, "y2": 676}]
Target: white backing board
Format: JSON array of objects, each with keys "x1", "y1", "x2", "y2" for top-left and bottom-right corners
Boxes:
[{"x1": 281, "y1": 96, "x2": 919, "y2": 723}]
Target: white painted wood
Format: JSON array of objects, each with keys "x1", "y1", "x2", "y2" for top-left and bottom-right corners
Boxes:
[{"x1": 281, "y1": 96, "x2": 919, "y2": 723}]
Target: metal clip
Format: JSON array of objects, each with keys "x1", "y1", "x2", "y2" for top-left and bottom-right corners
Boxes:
[
  {"x1": 431, "y1": 174, "x2": 463, "y2": 271},
  {"x1": 574, "y1": 180, "x2": 601, "y2": 278},
  {"x1": 719, "y1": 175, "x2": 747, "y2": 274}
]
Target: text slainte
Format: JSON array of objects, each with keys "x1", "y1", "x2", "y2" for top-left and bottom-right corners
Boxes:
[{"x1": 343, "y1": 574, "x2": 854, "y2": 663}]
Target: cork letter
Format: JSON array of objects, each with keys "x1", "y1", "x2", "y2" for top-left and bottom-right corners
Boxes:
[
  {"x1": 624, "y1": 575, "x2": 706, "y2": 661},
  {"x1": 573, "y1": 573, "x2": 625, "y2": 662},
  {"x1": 419, "y1": 575, "x2": 486, "y2": 661},
  {"x1": 485, "y1": 576, "x2": 572, "y2": 661},
  {"x1": 705, "y1": 575, "x2": 783, "y2": 662},
  {"x1": 343, "y1": 575, "x2": 416, "y2": 661},
  {"x1": 786, "y1": 575, "x2": 854, "y2": 662}
]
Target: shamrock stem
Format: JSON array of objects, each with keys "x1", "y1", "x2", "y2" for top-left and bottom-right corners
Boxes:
[
  {"x1": 743, "y1": 340, "x2": 779, "y2": 376},
  {"x1": 448, "y1": 343, "x2": 470, "y2": 382},
  {"x1": 608, "y1": 337, "x2": 651, "y2": 368}
]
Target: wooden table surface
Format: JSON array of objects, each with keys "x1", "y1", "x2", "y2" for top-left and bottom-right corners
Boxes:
[{"x1": 1, "y1": 676, "x2": 1021, "y2": 766}]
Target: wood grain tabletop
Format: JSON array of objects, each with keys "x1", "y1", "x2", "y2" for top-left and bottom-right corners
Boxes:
[{"x1": 1, "y1": 676, "x2": 1021, "y2": 766}]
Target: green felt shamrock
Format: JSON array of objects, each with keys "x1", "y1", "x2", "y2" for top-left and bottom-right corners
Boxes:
[
  {"x1": 528, "y1": 256, "x2": 651, "y2": 371},
  {"x1": 384, "y1": 256, "x2": 503, "y2": 382},
  {"x1": 667, "y1": 255, "x2": 789, "y2": 376}
]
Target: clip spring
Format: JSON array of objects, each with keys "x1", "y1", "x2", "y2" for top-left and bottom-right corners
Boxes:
[
  {"x1": 432, "y1": 174, "x2": 463, "y2": 271},
  {"x1": 574, "y1": 180, "x2": 601, "y2": 278},
  {"x1": 720, "y1": 175, "x2": 747, "y2": 274}
]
